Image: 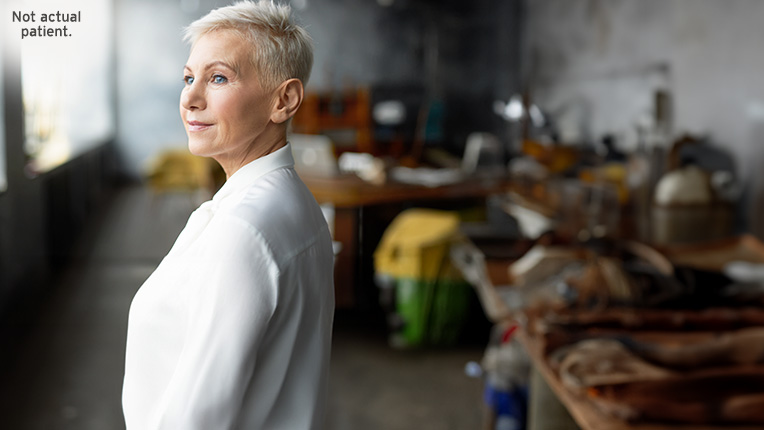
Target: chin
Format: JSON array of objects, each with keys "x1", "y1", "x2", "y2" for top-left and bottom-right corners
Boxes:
[{"x1": 187, "y1": 139, "x2": 212, "y2": 157}]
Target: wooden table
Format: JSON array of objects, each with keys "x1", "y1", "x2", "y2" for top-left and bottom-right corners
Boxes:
[
  {"x1": 303, "y1": 173, "x2": 507, "y2": 308},
  {"x1": 305, "y1": 173, "x2": 506, "y2": 208}
]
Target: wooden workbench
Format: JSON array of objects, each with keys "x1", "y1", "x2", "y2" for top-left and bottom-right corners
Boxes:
[{"x1": 303, "y1": 173, "x2": 507, "y2": 308}]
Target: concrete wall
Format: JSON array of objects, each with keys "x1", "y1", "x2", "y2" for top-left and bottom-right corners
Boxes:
[
  {"x1": 113, "y1": 0, "x2": 522, "y2": 176},
  {"x1": 522, "y1": 0, "x2": 764, "y2": 233}
]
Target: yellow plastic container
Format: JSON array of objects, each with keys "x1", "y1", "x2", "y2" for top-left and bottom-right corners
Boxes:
[{"x1": 374, "y1": 209, "x2": 461, "y2": 281}]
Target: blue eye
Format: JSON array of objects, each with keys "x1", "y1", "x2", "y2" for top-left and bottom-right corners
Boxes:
[
  {"x1": 184, "y1": 75, "x2": 194, "y2": 85},
  {"x1": 212, "y1": 74, "x2": 228, "y2": 84}
]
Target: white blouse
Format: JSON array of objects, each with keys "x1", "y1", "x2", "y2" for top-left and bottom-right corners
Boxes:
[{"x1": 123, "y1": 144, "x2": 335, "y2": 429}]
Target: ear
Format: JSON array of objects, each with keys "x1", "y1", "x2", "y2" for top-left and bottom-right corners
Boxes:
[{"x1": 270, "y1": 79, "x2": 304, "y2": 124}]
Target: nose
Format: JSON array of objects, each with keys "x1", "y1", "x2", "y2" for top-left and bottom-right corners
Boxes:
[{"x1": 180, "y1": 81, "x2": 205, "y2": 111}]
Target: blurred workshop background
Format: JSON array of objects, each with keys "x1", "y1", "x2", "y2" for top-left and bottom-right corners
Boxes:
[{"x1": 4, "y1": 0, "x2": 764, "y2": 429}]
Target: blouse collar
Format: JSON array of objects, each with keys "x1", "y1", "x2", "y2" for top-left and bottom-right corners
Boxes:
[{"x1": 212, "y1": 143, "x2": 295, "y2": 203}]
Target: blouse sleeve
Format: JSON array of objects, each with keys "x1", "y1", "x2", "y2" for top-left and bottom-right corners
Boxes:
[{"x1": 148, "y1": 215, "x2": 278, "y2": 429}]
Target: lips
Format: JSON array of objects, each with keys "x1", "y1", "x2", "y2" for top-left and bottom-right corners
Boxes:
[{"x1": 187, "y1": 120, "x2": 213, "y2": 132}]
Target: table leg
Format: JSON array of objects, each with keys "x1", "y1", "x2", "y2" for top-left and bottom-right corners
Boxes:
[
  {"x1": 528, "y1": 367, "x2": 580, "y2": 430},
  {"x1": 333, "y1": 207, "x2": 358, "y2": 308}
]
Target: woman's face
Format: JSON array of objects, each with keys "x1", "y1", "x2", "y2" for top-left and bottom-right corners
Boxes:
[{"x1": 180, "y1": 30, "x2": 274, "y2": 163}]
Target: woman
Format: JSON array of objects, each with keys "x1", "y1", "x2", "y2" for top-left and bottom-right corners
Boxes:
[{"x1": 122, "y1": 2, "x2": 335, "y2": 429}]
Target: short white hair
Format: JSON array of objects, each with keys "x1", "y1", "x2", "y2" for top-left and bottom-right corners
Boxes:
[{"x1": 183, "y1": 0, "x2": 313, "y2": 91}]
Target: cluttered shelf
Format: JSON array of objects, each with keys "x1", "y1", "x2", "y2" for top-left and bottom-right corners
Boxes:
[
  {"x1": 517, "y1": 328, "x2": 764, "y2": 430},
  {"x1": 455, "y1": 230, "x2": 764, "y2": 430}
]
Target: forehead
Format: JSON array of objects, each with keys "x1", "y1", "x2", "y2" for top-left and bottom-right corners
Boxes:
[{"x1": 187, "y1": 30, "x2": 253, "y2": 69}]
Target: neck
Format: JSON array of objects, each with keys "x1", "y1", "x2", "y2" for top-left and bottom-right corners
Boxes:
[{"x1": 216, "y1": 128, "x2": 287, "y2": 179}]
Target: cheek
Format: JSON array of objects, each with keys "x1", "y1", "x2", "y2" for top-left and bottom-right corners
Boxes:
[
  {"x1": 211, "y1": 89, "x2": 271, "y2": 138},
  {"x1": 210, "y1": 94, "x2": 237, "y2": 120},
  {"x1": 241, "y1": 95, "x2": 271, "y2": 124},
  {"x1": 222, "y1": 98, "x2": 258, "y2": 132}
]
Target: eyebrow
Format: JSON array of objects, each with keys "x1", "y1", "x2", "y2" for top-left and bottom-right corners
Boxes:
[{"x1": 184, "y1": 60, "x2": 239, "y2": 74}]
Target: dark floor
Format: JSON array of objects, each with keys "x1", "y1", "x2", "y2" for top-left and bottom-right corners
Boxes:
[{"x1": 0, "y1": 185, "x2": 485, "y2": 430}]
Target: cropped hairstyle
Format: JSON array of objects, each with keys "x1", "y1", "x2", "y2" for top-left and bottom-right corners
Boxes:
[{"x1": 183, "y1": 0, "x2": 313, "y2": 91}]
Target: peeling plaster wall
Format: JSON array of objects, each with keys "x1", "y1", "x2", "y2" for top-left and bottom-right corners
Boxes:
[{"x1": 523, "y1": 0, "x2": 764, "y2": 234}]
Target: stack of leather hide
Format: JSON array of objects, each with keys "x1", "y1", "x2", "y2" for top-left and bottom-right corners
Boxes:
[{"x1": 545, "y1": 327, "x2": 764, "y2": 424}]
